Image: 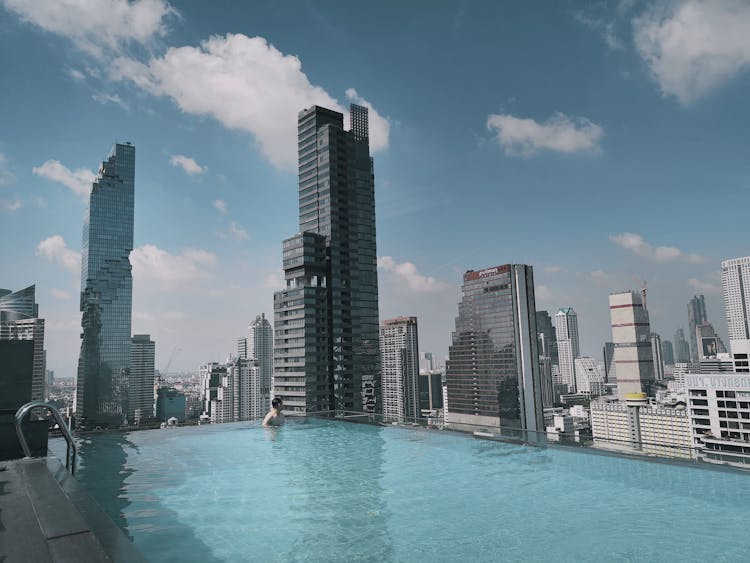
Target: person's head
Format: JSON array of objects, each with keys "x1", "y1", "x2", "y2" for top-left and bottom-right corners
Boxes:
[{"x1": 272, "y1": 397, "x2": 283, "y2": 410}]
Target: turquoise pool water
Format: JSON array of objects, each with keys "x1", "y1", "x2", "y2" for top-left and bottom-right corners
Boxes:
[{"x1": 56, "y1": 420, "x2": 750, "y2": 562}]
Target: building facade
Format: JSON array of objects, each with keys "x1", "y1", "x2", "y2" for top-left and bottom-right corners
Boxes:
[
  {"x1": 445, "y1": 264, "x2": 543, "y2": 436},
  {"x1": 661, "y1": 339, "x2": 674, "y2": 366},
  {"x1": 573, "y1": 357, "x2": 605, "y2": 397},
  {"x1": 722, "y1": 256, "x2": 750, "y2": 354},
  {"x1": 249, "y1": 313, "x2": 273, "y2": 415},
  {"x1": 673, "y1": 328, "x2": 691, "y2": 363},
  {"x1": 687, "y1": 295, "x2": 708, "y2": 363},
  {"x1": 609, "y1": 290, "x2": 655, "y2": 400},
  {"x1": 130, "y1": 334, "x2": 155, "y2": 424},
  {"x1": 76, "y1": 142, "x2": 135, "y2": 427},
  {"x1": 535, "y1": 310, "x2": 558, "y2": 366},
  {"x1": 273, "y1": 105, "x2": 380, "y2": 415},
  {"x1": 555, "y1": 308, "x2": 579, "y2": 393},
  {"x1": 651, "y1": 332, "x2": 665, "y2": 381},
  {"x1": 380, "y1": 317, "x2": 419, "y2": 422}
]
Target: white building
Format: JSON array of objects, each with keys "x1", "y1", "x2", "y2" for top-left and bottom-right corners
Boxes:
[
  {"x1": 380, "y1": 316, "x2": 419, "y2": 422},
  {"x1": 573, "y1": 357, "x2": 605, "y2": 397},
  {"x1": 721, "y1": 256, "x2": 750, "y2": 350},
  {"x1": 555, "y1": 308, "x2": 579, "y2": 393},
  {"x1": 651, "y1": 332, "x2": 665, "y2": 381},
  {"x1": 609, "y1": 291, "x2": 655, "y2": 400},
  {"x1": 249, "y1": 313, "x2": 273, "y2": 414},
  {"x1": 686, "y1": 373, "x2": 750, "y2": 468},
  {"x1": 590, "y1": 395, "x2": 692, "y2": 459}
]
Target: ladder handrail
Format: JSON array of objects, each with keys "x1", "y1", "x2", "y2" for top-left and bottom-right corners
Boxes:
[{"x1": 15, "y1": 401, "x2": 77, "y2": 475}]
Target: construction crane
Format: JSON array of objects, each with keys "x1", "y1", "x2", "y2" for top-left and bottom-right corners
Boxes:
[{"x1": 158, "y1": 346, "x2": 181, "y2": 385}]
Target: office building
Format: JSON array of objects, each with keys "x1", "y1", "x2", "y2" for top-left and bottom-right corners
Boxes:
[
  {"x1": 573, "y1": 357, "x2": 605, "y2": 397},
  {"x1": 687, "y1": 295, "x2": 708, "y2": 362},
  {"x1": 156, "y1": 387, "x2": 186, "y2": 422},
  {"x1": 609, "y1": 290, "x2": 655, "y2": 400},
  {"x1": 722, "y1": 256, "x2": 750, "y2": 357},
  {"x1": 0, "y1": 285, "x2": 45, "y2": 402},
  {"x1": 76, "y1": 142, "x2": 135, "y2": 427},
  {"x1": 237, "y1": 337, "x2": 248, "y2": 360},
  {"x1": 420, "y1": 352, "x2": 437, "y2": 372},
  {"x1": 651, "y1": 333, "x2": 665, "y2": 381},
  {"x1": 249, "y1": 313, "x2": 273, "y2": 414},
  {"x1": 555, "y1": 308, "x2": 579, "y2": 393},
  {"x1": 674, "y1": 328, "x2": 691, "y2": 363},
  {"x1": 273, "y1": 105, "x2": 380, "y2": 415},
  {"x1": 380, "y1": 317, "x2": 419, "y2": 422},
  {"x1": 539, "y1": 355, "x2": 555, "y2": 407},
  {"x1": 418, "y1": 370, "x2": 444, "y2": 414},
  {"x1": 130, "y1": 334, "x2": 155, "y2": 424},
  {"x1": 695, "y1": 321, "x2": 727, "y2": 358},
  {"x1": 445, "y1": 264, "x2": 543, "y2": 436},
  {"x1": 661, "y1": 339, "x2": 675, "y2": 366},
  {"x1": 603, "y1": 341, "x2": 616, "y2": 385},
  {"x1": 686, "y1": 372, "x2": 750, "y2": 468},
  {"x1": 535, "y1": 311, "x2": 558, "y2": 366}
]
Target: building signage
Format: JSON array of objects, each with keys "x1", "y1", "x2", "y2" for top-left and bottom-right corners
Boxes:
[
  {"x1": 464, "y1": 265, "x2": 510, "y2": 281},
  {"x1": 686, "y1": 374, "x2": 750, "y2": 389}
]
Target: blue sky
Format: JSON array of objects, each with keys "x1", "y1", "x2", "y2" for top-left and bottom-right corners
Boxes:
[{"x1": 1, "y1": 0, "x2": 749, "y2": 377}]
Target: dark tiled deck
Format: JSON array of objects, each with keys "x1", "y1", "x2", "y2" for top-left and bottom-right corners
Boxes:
[{"x1": 0, "y1": 457, "x2": 145, "y2": 563}]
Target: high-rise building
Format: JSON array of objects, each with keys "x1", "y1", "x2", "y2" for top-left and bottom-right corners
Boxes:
[
  {"x1": 651, "y1": 332, "x2": 665, "y2": 381},
  {"x1": 674, "y1": 328, "x2": 691, "y2": 363},
  {"x1": 695, "y1": 321, "x2": 727, "y2": 358},
  {"x1": 445, "y1": 264, "x2": 543, "y2": 436},
  {"x1": 237, "y1": 337, "x2": 248, "y2": 360},
  {"x1": 76, "y1": 142, "x2": 135, "y2": 427},
  {"x1": 687, "y1": 295, "x2": 708, "y2": 363},
  {"x1": 249, "y1": 313, "x2": 272, "y2": 414},
  {"x1": 380, "y1": 317, "x2": 419, "y2": 422},
  {"x1": 130, "y1": 334, "x2": 155, "y2": 424},
  {"x1": 721, "y1": 256, "x2": 750, "y2": 357},
  {"x1": 535, "y1": 311, "x2": 558, "y2": 366},
  {"x1": 273, "y1": 105, "x2": 380, "y2": 414},
  {"x1": 555, "y1": 308, "x2": 579, "y2": 393},
  {"x1": 573, "y1": 357, "x2": 605, "y2": 397},
  {"x1": 420, "y1": 352, "x2": 436, "y2": 372},
  {"x1": 609, "y1": 290, "x2": 655, "y2": 400},
  {"x1": 0, "y1": 285, "x2": 45, "y2": 402},
  {"x1": 418, "y1": 370, "x2": 444, "y2": 414},
  {"x1": 661, "y1": 339, "x2": 675, "y2": 366},
  {"x1": 603, "y1": 341, "x2": 616, "y2": 385}
]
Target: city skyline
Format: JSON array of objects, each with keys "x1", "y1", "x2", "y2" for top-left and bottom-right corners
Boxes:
[{"x1": 2, "y1": 1, "x2": 749, "y2": 377}]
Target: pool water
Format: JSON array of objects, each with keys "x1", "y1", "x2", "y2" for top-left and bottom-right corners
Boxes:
[{"x1": 56, "y1": 419, "x2": 750, "y2": 562}]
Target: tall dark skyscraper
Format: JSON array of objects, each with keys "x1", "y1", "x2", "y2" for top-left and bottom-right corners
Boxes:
[
  {"x1": 274, "y1": 105, "x2": 379, "y2": 414},
  {"x1": 674, "y1": 328, "x2": 691, "y2": 363},
  {"x1": 75, "y1": 143, "x2": 135, "y2": 427},
  {"x1": 535, "y1": 310, "x2": 558, "y2": 366},
  {"x1": 687, "y1": 295, "x2": 707, "y2": 362},
  {"x1": 445, "y1": 264, "x2": 543, "y2": 436}
]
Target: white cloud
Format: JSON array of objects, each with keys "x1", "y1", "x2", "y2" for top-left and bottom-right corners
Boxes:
[
  {"x1": 575, "y1": 12, "x2": 625, "y2": 51},
  {"x1": 3, "y1": 0, "x2": 175, "y2": 57},
  {"x1": 36, "y1": 235, "x2": 80, "y2": 273},
  {"x1": 535, "y1": 284, "x2": 553, "y2": 301},
  {"x1": 50, "y1": 288, "x2": 72, "y2": 300},
  {"x1": 633, "y1": 0, "x2": 750, "y2": 104},
  {"x1": 213, "y1": 199, "x2": 228, "y2": 214},
  {"x1": 33, "y1": 196, "x2": 47, "y2": 207},
  {"x1": 111, "y1": 33, "x2": 390, "y2": 169},
  {"x1": 688, "y1": 277, "x2": 720, "y2": 294},
  {"x1": 609, "y1": 232, "x2": 703, "y2": 263},
  {"x1": 579, "y1": 269, "x2": 611, "y2": 284},
  {"x1": 92, "y1": 91, "x2": 129, "y2": 110},
  {"x1": 68, "y1": 68, "x2": 85, "y2": 81},
  {"x1": 487, "y1": 112, "x2": 603, "y2": 156},
  {"x1": 0, "y1": 153, "x2": 17, "y2": 185},
  {"x1": 130, "y1": 244, "x2": 216, "y2": 284},
  {"x1": 170, "y1": 154, "x2": 206, "y2": 175},
  {"x1": 378, "y1": 256, "x2": 448, "y2": 293},
  {"x1": 217, "y1": 221, "x2": 249, "y2": 241},
  {"x1": 32, "y1": 159, "x2": 95, "y2": 200},
  {"x1": 1, "y1": 198, "x2": 21, "y2": 211}
]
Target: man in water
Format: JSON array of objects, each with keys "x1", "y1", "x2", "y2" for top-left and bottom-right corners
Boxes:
[{"x1": 262, "y1": 397, "x2": 285, "y2": 427}]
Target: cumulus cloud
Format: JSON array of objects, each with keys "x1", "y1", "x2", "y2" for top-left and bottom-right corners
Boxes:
[
  {"x1": 633, "y1": 0, "x2": 750, "y2": 104},
  {"x1": 610, "y1": 232, "x2": 703, "y2": 263},
  {"x1": 213, "y1": 199, "x2": 228, "y2": 214},
  {"x1": 0, "y1": 153, "x2": 17, "y2": 185},
  {"x1": 1, "y1": 198, "x2": 21, "y2": 212},
  {"x1": 36, "y1": 235, "x2": 80, "y2": 273},
  {"x1": 345, "y1": 88, "x2": 390, "y2": 153},
  {"x1": 111, "y1": 34, "x2": 390, "y2": 169},
  {"x1": 487, "y1": 112, "x2": 603, "y2": 156},
  {"x1": 688, "y1": 277, "x2": 720, "y2": 294},
  {"x1": 130, "y1": 244, "x2": 216, "y2": 284},
  {"x1": 217, "y1": 221, "x2": 249, "y2": 241},
  {"x1": 50, "y1": 288, "x2": 72, "y2": 300},
  {"x1": 378, "y1": 256, "x2": 448, "y2": 293},
  {"x1": 170, "y1": 154, "x2": 206, "y2": 175},
  {"x1": 92, "y1": 91, "x2": 129, "y2": 110},
  {"x1": 32, "y1": 159, "x2": 95, "y2": 200},
  {"x1": 2, "y1": 0, "x2": 175, "y2": 57}
]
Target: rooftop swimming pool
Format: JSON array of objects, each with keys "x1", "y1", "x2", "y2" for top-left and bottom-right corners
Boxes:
[{"x1": 53, "y1": 419, "x2": 750, "y2": 562}]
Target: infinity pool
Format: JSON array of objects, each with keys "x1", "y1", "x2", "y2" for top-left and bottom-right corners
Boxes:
[{"x1": 55, "y1": 419, "x2": 750, "y2": 562}]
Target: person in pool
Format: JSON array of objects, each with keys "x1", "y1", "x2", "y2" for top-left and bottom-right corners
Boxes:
[{"x1": 262, "y1": 397, "x2": 285, "y2": 427}]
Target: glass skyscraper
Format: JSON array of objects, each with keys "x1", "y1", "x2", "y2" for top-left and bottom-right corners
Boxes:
[
  {"x1": 274, "y1": 105, "x2": 380, "y2": 414},
  {"x1": 75, "y1": 142, "x2": 135, "y2": 427},
  {"x1": 445, "y1": 264, "x2": 543, "y2": 436}
]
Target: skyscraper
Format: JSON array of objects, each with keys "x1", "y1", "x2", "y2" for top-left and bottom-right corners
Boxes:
[
  {"x1": 249, "y1": 313, "x2": 273, "y2": 415},
  {"x1": 445, "y1": 264, "x2": 543, "y2": 436},
  {"x1": 0, "y1": 285, "x2": 45, "y2": 401},
  {"x1": 721, "y1": 256, "x2": 750, "y2": 356},
  {"x1": 535, "y1": 310, "x2": 558, "y2": 366},
  {"x1": 609, "y1": 290, "x2": 655, "y2": 400},
  {"x1": 555, "y1": 308, "x2": 580, "y2": 393},
  {"x1": 650, "y1": 332, "x2": 665, "y2": 381},
  {"x1": 130, "y1": 334, "x2": 155, "y2": 424},
  {"x1": 687, "y1": 295, "x2": 708, "y2": 363},
  {"x1": 661, "y1": 339, "x2": 675, "y2": 366},
  {"x1": 76, "y1": 142, "x2": 135, "y2": 427},
  {"x1": 274, "y1": 105, "x2": 379, "y2": 414},
  {"x1": 603, "y1": 342, "x2": 616, "y2": 385},
  {"x1": 674, "y1": 328, "x2": 691, "y2": 363},
  {"x1": 380, "y1": 316, "x2": 419, "y2": 422}
]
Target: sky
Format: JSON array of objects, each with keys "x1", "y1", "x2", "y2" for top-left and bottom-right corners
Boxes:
[{"x1": 1, "y1": 0, "x2": 749, "y2": 377}]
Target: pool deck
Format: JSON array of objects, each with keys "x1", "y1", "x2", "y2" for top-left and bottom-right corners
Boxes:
[{"x1": 0, "y1": 457, "x2": 146, "y2": 563}]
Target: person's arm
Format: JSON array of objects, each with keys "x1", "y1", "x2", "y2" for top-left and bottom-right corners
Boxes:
[{"x1": 262, "y1": 411, "x2": 273, "y2": 427}]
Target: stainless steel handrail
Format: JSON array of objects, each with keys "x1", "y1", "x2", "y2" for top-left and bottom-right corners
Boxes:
[{"x1": 15, "y1": 401, "x2": 77, "y2": 475}]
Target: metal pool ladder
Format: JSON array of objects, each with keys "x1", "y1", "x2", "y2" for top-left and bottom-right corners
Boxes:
[{"x1": 15, "y1": 401, "x2": 78, "y2": 475}]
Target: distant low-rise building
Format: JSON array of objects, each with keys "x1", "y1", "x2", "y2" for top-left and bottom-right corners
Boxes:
[{"x1": 156, "y1": 387, "x2": 186, "y2": 422}]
